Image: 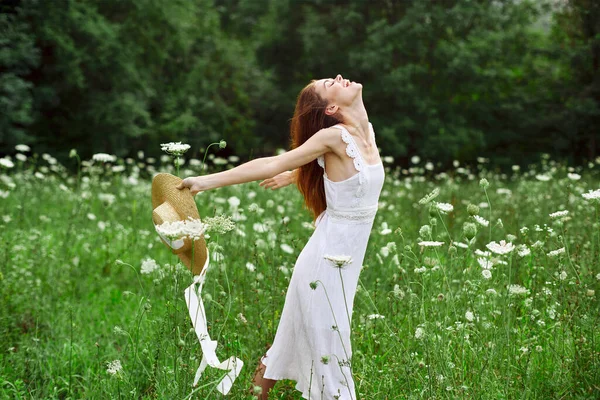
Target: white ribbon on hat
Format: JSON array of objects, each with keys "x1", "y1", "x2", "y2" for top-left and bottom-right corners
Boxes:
[
  {"x1": 155, "y1": 225, "x2": 243, "y2": 395},
  {"x1": 184, "y1": 249, "x2": 243, "y2": 395}
]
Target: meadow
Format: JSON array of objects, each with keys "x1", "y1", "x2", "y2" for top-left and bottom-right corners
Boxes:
[{"x1": 0, "y1": 146, "x2": 599, "y2": 399}]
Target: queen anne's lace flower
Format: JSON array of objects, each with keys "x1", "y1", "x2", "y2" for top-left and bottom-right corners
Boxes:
[
  {"x1": 517, "y1": 245, "x2": 531, "y2": 257},
  {"x1": 547, "y1": 247, "x2": 565, "y2": 257},
  {"x1": 418, "y1": 188, "x2": 440, "y2": 205},
  {"x1": 0, "y1": 158, "x2": 15, "y2": 168},
  {"x1": 418, "y1": 241, "x2": 444, "y2": 247},
  {"x1": 323, "y1": 254, "x2": 353, "y2": 268},
  {"x1": 549, "y1": 210, "x2": 569, "y2": 219},
  {"x1": 92, "y1": 153, "x2": 117, "y2": 163},
  {"x1": 508, "y1": 284, "x2": 529, "y2": 296},
  {"x1": 435, "y1": 202, "x2": 454, "y2": 213},
  {"x1": 486, "y1": 240, "x2": 515, "y2": 255},
  {"x1": 160, "y1": 142, "x2": 191, "y2": 156},
  {"x1": 582, "y1": 189, "x2": 600, "y2": 200},
  {"x1": 473, "y1": 215, "x2": 489, "y2": 227},
  {"x1": 141, "y1": 258, "x2": 159, "y2": 274},
  {"x1": 106, "y1": 359, "x2": 123, "y2": 376}
]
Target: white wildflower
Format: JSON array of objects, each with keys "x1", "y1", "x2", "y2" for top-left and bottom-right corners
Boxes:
[
  {"x1": 477, "y1": 257, "x2": 493, "y2": 270},
  {"x1": 414, "y1": 327, "x2": 425, "y2": 339},
  {"x1": 141, "y1": 258, "x2": 159, "y2": 274},
  {"x1": 0, "y1": 158, "x2": 14, "y2": 168},
  {"x1": 547, "y1": 247, "x2": 565, "y2": 257},
  {"x1": 280, "y1": 243, "x2": 294, "y2": 254},
  {"x1": 465, "y1": 311, "x2": 474, "y2": 322},
  {"x1": 435, "y1": 202, "x2": 454, "y2": 213},
  {"x1": 582, "y1": 189, "x2": 600, "y2": 200},
  {"x1": 324, "y1": 254, "x2": 353, "y2": 268},
  {"x1": 517, "y1": 245, "x2": 531, "y2": 257},
  {"x1": 15, "y1": 144, "x2": 30, "y2": 152},
  {"x1": 508, "y1": 284, "x2": 529, "y2": 296},
  {"x1": 567, "y1": 173, "x2": 581, "y2": 180},
  {"x1": 92, "y1": 153, "x2": 117, "y2": 163},
  {"x1": 106, "y1": 359, "x2": 123, "y2": 376},
  {"x1": 418, "y1": 188, "x2": 440, "y2": 205},
  {"x1": 411, "y1": 155, "x2": 420, "y2": 164},
  {"x1": 474, "y1": 249, "x2": 491, "y2": 257},
  {"x1": 482, "y1": 269, "x2": 492, "y2": 279},
  {"x1": 549, "y1": 210, "x2": 569, "y2": 219},
  {"x1": 246, "y1": 262, "x2": 256, "y2": 272},
  {"x1": 558, "y1": 270, "x2": 567, "y2": 280},
  {"x1": 473, "y1": 215, "x2": 489, "y2": 227},
  {"x1": 535, "y1": 174, "x2": 551, "y2": 181},
  {"x1": 160, "y1": 142, "x2": 191, "y2": 156},
  {"x1": 486, "y1": 240, "x2": 515, "y2": 255},
  {"x1": 367, "y1": 314, "x2": 386, "y2": 320},
  {"x1": 418, "y1": 241, "x2": 444, "y2": 247}
]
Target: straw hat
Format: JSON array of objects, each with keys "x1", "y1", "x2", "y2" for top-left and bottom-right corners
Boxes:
[{"x1": 151, "y1": 173, "x2": 208, "y2": 275}]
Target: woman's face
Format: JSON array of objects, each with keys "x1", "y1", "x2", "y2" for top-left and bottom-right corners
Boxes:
[{"x1": 313, "y1": 74, "x2": 362, "y2": 113}]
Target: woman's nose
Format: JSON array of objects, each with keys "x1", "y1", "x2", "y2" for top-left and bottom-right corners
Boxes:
[{"x1": 336, "y1": 74, "x2": 343, "y2": 81}]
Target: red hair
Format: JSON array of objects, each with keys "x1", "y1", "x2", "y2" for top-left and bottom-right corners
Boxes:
[{"x1": 289, "y1": 80, "x2": 342, "y2": 224}]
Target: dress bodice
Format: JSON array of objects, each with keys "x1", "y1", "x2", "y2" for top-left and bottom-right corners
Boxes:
[{"x1": 316, "y1": 123, "x2": 385, "y2": 225}]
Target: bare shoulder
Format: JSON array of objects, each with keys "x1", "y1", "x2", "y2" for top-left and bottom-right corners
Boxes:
[{"x1": 315, "y1": 126, "x2": 343, "y2": 150}]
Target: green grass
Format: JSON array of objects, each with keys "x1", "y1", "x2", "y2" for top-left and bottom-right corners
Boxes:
[{"x1": 1, "y1": 152, "x2": 599, "y2": 399}]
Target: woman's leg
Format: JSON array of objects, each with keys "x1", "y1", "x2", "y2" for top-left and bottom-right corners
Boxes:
[{"x1": 250, "y1": 358, "x2": 277, "y2": 399}]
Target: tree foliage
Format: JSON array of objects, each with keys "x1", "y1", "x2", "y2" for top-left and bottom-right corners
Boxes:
[{"x1": 0, "y1": 0, "x2": 598, "y2": 168}]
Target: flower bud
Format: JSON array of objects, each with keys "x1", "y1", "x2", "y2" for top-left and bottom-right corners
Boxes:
[
  {"x1": 219, "y1": 140, "x2": 227, "y2": 149},
  {"x1": 479, "y1": 178, "x2": 489, "y2": 189},
  {"x1": 463, "y1": 222, "x2": 477, "y2": 240},
  {"x1": 448, "y1": 245, "x2": 457, "y2": 256},
  {"x1": 467, "y1": 204, "x2": 479, "y2": 216}
]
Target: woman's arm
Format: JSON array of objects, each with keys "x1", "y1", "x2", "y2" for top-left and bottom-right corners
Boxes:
[
  {"x1": 203, "y1": 129, "x2": 336, "y2": 190},
  {"x1": 177, "y1": 128, "x2": 337, "y2": 195}
]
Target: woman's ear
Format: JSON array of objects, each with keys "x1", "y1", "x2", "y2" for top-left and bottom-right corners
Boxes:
[{"x1": 325, "y1": 104, "x2": 338, "y2": 116}]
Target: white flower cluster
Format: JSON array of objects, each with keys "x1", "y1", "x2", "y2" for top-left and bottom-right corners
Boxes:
[
  {"x1": 516, "y1": 244, "x2": 531, "y2": 257},
  {"x1": 486, "y1": 240, "x2": 515, "y2": 255},
  {"x1": 160, "y1": 142, "x2": 191, "y2": 156},
  {"x1": 435, "y1": 202, "x2": 454, "y2": 213},
  {"x1": 92, "y1": 153, "x2": 117, "y2": 163},
  {"x1": 141, "y1": 258, "x2": 160, "y2": 274},
  {"x1": 323, "y1": 254, "x2": 353, "y2": 268},
  {"x1": 418, "y1": 188, "x2": 440, "y2": 205},
  {"x1": 155, "y1": 216, "x2": 207, "y2": 241},
  {"x1": 547, "y1": 247, "x2": 565, "y2": 257},
  {"x1": 508, "y1": 284, "x2": 530, "y2": 296},
  {"x1": 549, "y1": 210, "x2": 569, "y2": 219},
  {"x1": 106, "y1": 359, "x2": 123, "y2": 376},
  {"x1": 418, "y1": 241, "x2": 444, "y2": 247},
  {"x1": 0, "y1": 157, "x2": 15, "y2": 168},
  {"x1": 473, "y1": 215, "x2": 489, "y2": 227},
  {"x1": 582, "y1": 189, "x2": 600, "y2": 200}
]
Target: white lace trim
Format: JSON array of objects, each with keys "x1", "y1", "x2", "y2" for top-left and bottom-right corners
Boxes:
[{"x1": 326, "y1": 205, "x2": 378, "y2": 223}]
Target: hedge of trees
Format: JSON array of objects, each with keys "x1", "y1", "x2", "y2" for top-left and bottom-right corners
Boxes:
[{"x1": 1, "y1": 0, "x2": 598, "y2": 170}]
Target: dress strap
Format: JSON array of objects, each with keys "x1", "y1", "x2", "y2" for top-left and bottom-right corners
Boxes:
[{"x1": 331, "y1": 124, "x2": 364, "y2": 173}]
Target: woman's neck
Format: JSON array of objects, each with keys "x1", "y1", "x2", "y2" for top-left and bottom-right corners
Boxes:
[{"x1": 340, "y1": 99, "x2": 370, "y2": 140}]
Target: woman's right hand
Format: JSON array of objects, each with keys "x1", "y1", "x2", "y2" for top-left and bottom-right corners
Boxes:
[
  {"x1": 259, "y1": 170, "x2": 295, "y2": 190},
  {"x1": 176, "y1": 176, "x2": 208, "y2": 196}
]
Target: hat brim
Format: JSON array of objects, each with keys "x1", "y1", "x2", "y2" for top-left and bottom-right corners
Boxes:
[{"x1": 151, "y1": 173, "x2": 208, "y2": 275}]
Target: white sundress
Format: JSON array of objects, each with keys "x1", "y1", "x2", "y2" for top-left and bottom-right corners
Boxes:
[{"x1": 261, "y1": 123, "x2": 385, "y2": 400}]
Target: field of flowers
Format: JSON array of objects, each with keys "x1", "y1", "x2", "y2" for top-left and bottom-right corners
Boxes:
[{"x1": 1, "y1": 145, "x2": 599, "y2": 399}]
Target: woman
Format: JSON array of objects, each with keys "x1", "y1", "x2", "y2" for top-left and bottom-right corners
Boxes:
[{"x1": 177, "y1": 74, "x2": 385, "y2": 400}]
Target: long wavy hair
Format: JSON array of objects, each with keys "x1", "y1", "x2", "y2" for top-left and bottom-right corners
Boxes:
[{"x1": 290, "y1": 80, "x2": 342, "y2": 224}]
